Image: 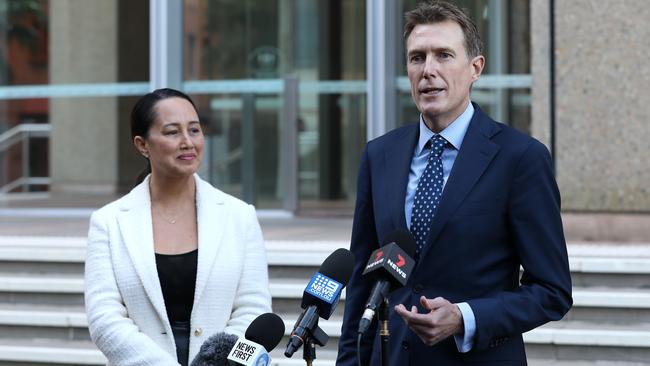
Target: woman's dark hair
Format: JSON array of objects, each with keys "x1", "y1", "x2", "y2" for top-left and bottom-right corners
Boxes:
[{"x1": 131, "y1": 88, "x2": 198, "y2": 185}]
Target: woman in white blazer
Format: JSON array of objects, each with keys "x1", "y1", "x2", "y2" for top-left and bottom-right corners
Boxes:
[{"x1": 84, "y1": 88, "x2": 272, "y2": 366}]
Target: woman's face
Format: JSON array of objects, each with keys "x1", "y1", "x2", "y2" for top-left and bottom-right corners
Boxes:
[{"x1": 135, "y1": 97, "x2": 204, "y2": 179}]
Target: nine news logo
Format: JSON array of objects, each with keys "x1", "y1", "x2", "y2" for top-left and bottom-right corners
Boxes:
[{"x1": 306, "y1": 273, "x2": 342, "y2": 303}]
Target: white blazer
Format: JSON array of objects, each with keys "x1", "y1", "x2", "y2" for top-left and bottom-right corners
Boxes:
[{"x1": 85, "y1": 174, "x2": 272, "y2": 365}]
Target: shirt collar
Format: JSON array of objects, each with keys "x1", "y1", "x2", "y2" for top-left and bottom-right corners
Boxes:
[{"x1": 416, "y1": 101, "x2": 474, "y2": 155}]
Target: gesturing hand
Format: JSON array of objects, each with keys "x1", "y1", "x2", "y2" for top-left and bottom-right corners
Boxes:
[{"x1": 394, "y1": 296, "x2": 464, "y2": 346}]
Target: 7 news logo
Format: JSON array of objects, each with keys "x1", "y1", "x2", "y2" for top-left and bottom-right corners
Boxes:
[{"x1": 307, "y1": 274, "x2": 342, "y2": 302}]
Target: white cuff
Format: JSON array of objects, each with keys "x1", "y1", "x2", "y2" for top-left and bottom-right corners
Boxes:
[{"x1": 453, "y1": 302, "x2": 476, "y2": 353}]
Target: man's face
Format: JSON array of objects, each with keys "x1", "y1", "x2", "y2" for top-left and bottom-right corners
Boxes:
[{"x1": 406, "y1": 21, "x2": 484, "y2": 130}]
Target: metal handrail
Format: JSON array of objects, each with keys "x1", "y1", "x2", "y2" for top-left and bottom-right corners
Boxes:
[
  {"x1": 0, "y1": 177, "x2": 52, "y2": 194},
  {"x1": 0, "y1": 123, "x2": 51, "y2": 194},
  {"x1": 0, "y1": 124, "x2": 51, "y2": 151}
]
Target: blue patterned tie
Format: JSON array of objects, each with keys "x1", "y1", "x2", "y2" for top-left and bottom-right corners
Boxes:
[{"x1": 410, "y1": 134, "x2": 447, "y2": 259}]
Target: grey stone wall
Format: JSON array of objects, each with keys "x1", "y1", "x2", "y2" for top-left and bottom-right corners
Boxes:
[
  {"x1": 532, "y1": 0, "x2": 650, "y2": 212},
  {"x1": 49, "y1": 0, "x2": 118, "y2": 194}
]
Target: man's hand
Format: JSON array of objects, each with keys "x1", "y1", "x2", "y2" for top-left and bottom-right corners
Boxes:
[{"x1": 394, "y1": 296, "x2": 464, "y2": 346}]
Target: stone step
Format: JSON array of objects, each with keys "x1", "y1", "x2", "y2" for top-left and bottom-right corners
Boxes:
[
  {"x1": 2, "y1": 237, "x2": 650, "y2": 364},
  {"x1": 2, "y1": 304, "x2": 650, "y2": 347},
  {"x1": 3, "y1": 237, "x2": 650, "y2": 286},
  {"x1": 2, "y1": 272, "x2": 650, "y2": 321},
  {"x1": 0, "y1": 237, "x2": 345, "y2": 264},
  {"x1": 3, "y1": 236, "x2": 650, "y2": 268},
  {"x1": 1, "y1": 321, "x2": 650, "y2": 365},
  {"x1": 0, "y1": 339, "x2": 104, "y2": 365},
  {"x1": 0, "y1": 339, "x2": 336, "y2": 366}
]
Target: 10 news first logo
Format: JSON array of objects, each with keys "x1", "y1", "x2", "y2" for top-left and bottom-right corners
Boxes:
[{"x1": 227, "y1": 338, "x2": 271, "y2": 366}]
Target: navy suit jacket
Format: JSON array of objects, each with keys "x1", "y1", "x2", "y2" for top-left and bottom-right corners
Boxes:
[{"x1": 337, "y1": 104, "x2": 572, "y2": 366}]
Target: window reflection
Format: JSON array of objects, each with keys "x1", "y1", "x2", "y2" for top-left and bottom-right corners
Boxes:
[
  {"x1": 183, "y1": 0, "x2": 366, "y2": 210},
  {"x1": 397, "y1": 0, "x2": 531, "y2": 132}
]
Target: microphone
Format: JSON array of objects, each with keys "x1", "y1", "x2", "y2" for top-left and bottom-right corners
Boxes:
[
  {"x1": 284, "y1": 248, "x2": 355, "y2": 357},
  {"x1": 227, "y1": 313, "x2": 285, "y2": 366},
  {"x1": 190, "y1": 332, "x2": 239, "y2": 366},
  {"x1": 190, "y1": 313, "x2": 284, "y2": 366},
  {"x1": 357, "y1": 230, "x2": 416, "y2": 335}
]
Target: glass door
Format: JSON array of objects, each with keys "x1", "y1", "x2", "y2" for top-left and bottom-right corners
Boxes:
[{"x1": 182, "y1": 0, "x2": 366, "y2": 212}]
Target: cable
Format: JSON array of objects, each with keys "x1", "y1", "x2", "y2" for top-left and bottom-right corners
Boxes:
[{"x1": 357, "y1": 333, "x2": 363, "y2": 366}]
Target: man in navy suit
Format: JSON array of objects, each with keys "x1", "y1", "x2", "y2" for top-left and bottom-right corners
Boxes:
[{"x1": 337, "y1": 2, "x2": 572, "y2": 365}]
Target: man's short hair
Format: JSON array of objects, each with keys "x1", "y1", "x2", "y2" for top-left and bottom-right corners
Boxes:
[{"x1": 404, "y1": 1, "x2": 483, "y2": 59}]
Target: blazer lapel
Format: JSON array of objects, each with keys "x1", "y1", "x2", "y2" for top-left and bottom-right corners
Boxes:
[
  {"x1": 192, "y1": 174, "x2": 226, "y2": 309},
  {"x1": 384, "y1": 123, "x2": 419, "y2": 230},
  {"x1": 116, "y1": 177, "x2": 168, "y2": 324},
  {"x1": 419, "y1": 107, "x2": 501, "y2": 260}
]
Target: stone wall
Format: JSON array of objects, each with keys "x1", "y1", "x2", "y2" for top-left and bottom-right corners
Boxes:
[{"x1": 532, "y1": 0, "x2": 650, "y2": 212}]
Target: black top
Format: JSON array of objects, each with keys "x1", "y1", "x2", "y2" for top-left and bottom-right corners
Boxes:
[{"x1": 155, "y1": 249, "x2": 198, "y2": 323}]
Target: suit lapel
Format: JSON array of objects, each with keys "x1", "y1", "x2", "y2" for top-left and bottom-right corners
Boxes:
[
  {"x1": 116, "y1": 177, "x2": 168, "y2": 324},
  {"x1": 419, "y1": 107, "x2": 501, "y2": 260},
  {"x1": 384, "y1": 123, "x2": 419, "y2": 230},
  {"x1": 192, "y1": 175, "x2": 226, "y2": 309}
]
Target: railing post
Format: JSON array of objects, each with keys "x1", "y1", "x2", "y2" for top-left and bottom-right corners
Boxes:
[
  {"x1": 242, "y1": 93, "x2": 256, "y2": 204},
  {"x1": 21, "y1": 132, "x2": 29, "y2": 192},
  {"x1": 150, "y1": 0, "x2": 183, "y2": 90},
  {"x1": 366, "y1": 0, "x2": 397, "y2": 140},
  {"x1": 282, "y1": 75, "x2": 299, "y2": 213}
]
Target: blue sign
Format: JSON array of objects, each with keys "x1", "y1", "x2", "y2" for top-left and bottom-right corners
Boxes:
[{"x1": 305, "y1": 273, "x2": 342, "y2": 303}]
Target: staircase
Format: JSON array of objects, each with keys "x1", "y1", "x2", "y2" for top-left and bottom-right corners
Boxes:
[{"x1": 0, "y1": 236, "x2": 649, "y2": 365}]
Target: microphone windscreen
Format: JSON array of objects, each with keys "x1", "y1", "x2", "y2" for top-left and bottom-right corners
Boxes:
[
  {"x1": 245, "y1": 313, "x2": 285, "y2": 352},
  {"x1": 318, "y1": 248, "x2": 355, "y2": 286},
  {"x1": 382, "y1": 229, "x2": 416, "y2": 259},
  {"x1": 190, "y1": 332, "x2": 238, "y2": 366}
]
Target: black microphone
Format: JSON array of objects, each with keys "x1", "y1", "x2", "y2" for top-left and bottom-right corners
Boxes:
[
  {"x1": 357, "y1": 230, "x2": 416, "y2": 335},
  {"x1": 190, "y1": 313, "x2": 285, "y2": 366},
  {"x1": 227, "y1": 313, "x2": 285, "y2": 366},
  {"x1": 191, "y1": 332, "x2": 239, "y2": 366},
  {"x1": 284, "y1": 248, "x2": 355, "y2": 357}
]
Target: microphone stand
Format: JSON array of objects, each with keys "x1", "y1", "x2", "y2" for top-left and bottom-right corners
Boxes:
[
  {"x1": 303, "y1": 322, "x2": 328, "y2": 366},
  {"x1": 379, "y1": 299, "x2": 390, "y2": 366},
  {"x1": 303, "y1": 337, "x2": 316, "y2": 366}
]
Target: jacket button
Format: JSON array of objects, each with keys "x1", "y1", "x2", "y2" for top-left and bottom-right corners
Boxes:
[
  {"x1": 402, "y1": 340, "x2": 410, "y2": 350},
  {"x1": 194, "y1": 328, "x2": 203, "y2": 336},
  {"x1": 413, "y1": 284, "x2": 423, "y2": 294}
]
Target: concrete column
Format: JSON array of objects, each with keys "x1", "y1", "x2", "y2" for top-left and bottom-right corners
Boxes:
[
  {"x1": 49, "y1": 0, "x2": 118, "y2": 194},
  {"x1": 532, "y1": 0, "x2": 650, "y2": 211},
  {"x1": 531, "y1": 1, "x2": 551, "y2": 147}
]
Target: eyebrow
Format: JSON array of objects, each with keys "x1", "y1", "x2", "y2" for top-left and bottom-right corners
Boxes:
[
  {"x1": 162, "y1": 121, "x2": 201, "y2": 127},
  {"x1": 407, "y1": 46, "x2": 456, "y2": 57}
]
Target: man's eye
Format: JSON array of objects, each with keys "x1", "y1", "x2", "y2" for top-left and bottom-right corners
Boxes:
[
  {"x1": 165, "y1": 130, "x2": 178, "y2": 135},
  {"x1": 410, "y1": 55, "x2": 424, "y2": 63}
]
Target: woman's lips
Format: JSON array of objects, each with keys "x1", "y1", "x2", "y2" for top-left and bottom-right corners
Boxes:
[{"x1": 178, "y1": 154, "x2": 196, "y2": 161}]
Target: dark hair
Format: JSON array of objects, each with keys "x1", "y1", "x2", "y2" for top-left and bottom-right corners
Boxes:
[
  {"x1": 404, "y1": 1, "x2": 483, "y2": 59},
  {"x1": 131, "y1": 88, "x2": 198, "y2": 185}
]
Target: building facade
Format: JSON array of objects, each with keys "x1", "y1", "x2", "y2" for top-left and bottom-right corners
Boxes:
[{"x1": 0, "y1": 0, "x2": 647, "y2": 213}]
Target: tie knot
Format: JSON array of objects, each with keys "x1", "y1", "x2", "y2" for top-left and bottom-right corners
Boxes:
[{"x1": 429, "y1": 135, "x2": 447, "y2": 158}]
